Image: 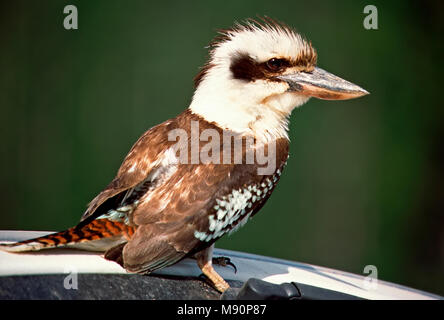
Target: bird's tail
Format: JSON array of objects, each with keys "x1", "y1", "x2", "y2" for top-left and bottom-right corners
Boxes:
[{"x1": 0, "y1": 219, "x2": 135, "y2": 253}]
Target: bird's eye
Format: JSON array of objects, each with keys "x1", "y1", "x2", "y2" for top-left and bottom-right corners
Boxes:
[{"x1": 266, "y1": 58, "x2": 285, "y2": 72}]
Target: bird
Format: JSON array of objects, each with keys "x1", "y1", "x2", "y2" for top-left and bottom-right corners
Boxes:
[{"x1": 0, "y1": 17, "x2": 368, "y2": 293}]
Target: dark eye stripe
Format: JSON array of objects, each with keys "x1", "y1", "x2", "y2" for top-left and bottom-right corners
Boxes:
[
  {"x1": 230, "y1": 54, "x2": 265, "y2": 81},
  {"x1": 230, "y1": 53, "x2": 296, "y2": 82}
]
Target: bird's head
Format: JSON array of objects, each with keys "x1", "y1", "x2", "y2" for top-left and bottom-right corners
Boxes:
[{"x1": 189, "y1": 18, "x2": 368, "y2": 141}]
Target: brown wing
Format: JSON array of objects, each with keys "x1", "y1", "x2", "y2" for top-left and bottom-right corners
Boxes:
[
  {"x1": 122, "y1": 138, "x2": 290, "y2": 274},
  {"x1": 121, "y1": 162, "x2": 258, "y2": 273},
  {"x1": 79, "y1": 109, "x2": 211, "y2": 225},
  {"x1": 79, "y1": 120, "x2": 177, "y2": 224}
]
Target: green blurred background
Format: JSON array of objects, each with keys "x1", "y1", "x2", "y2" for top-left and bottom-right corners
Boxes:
[{"x1": 1, "y1": 0, "x2": 443, "y2": 295}]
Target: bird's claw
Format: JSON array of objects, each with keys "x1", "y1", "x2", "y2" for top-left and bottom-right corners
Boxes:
[{"x1": 212, "y1": 256, "x2": 237, "y2": 274}]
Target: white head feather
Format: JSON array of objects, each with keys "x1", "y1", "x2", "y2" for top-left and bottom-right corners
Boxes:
[{"x1": 189, "y1": 19, "x2": 317, "y2": 142}]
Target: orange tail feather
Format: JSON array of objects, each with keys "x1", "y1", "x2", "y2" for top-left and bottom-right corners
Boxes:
[{"x1": 0, "y1": 219, "x2": 135, "y2": 253}]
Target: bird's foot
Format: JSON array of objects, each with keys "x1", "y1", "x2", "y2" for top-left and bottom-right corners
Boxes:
[
  {"x1": 212, "y1": 256, "x2": 237, "y2": 274},
  {"x1": 198, "y1": 264, "x2": 230, "y2": 293}
]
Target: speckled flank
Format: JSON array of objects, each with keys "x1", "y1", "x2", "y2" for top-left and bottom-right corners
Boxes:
[{"x1": 194, "y1": 168, "x2": 283, "y2": 242}]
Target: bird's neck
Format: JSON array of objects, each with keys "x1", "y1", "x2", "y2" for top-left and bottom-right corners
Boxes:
[{"x1": 189, "y1": 87, "x2": 293, "y2": 143}]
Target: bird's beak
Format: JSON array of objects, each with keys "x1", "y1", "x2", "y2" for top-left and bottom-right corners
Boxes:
[{"x1": 276, "y1": 67, "x2": 369, "y2": 100}]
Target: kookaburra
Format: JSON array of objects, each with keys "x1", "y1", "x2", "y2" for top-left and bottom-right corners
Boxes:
[{"x1": 0, "y1": 18, "x2": 368, "y2": 292}]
